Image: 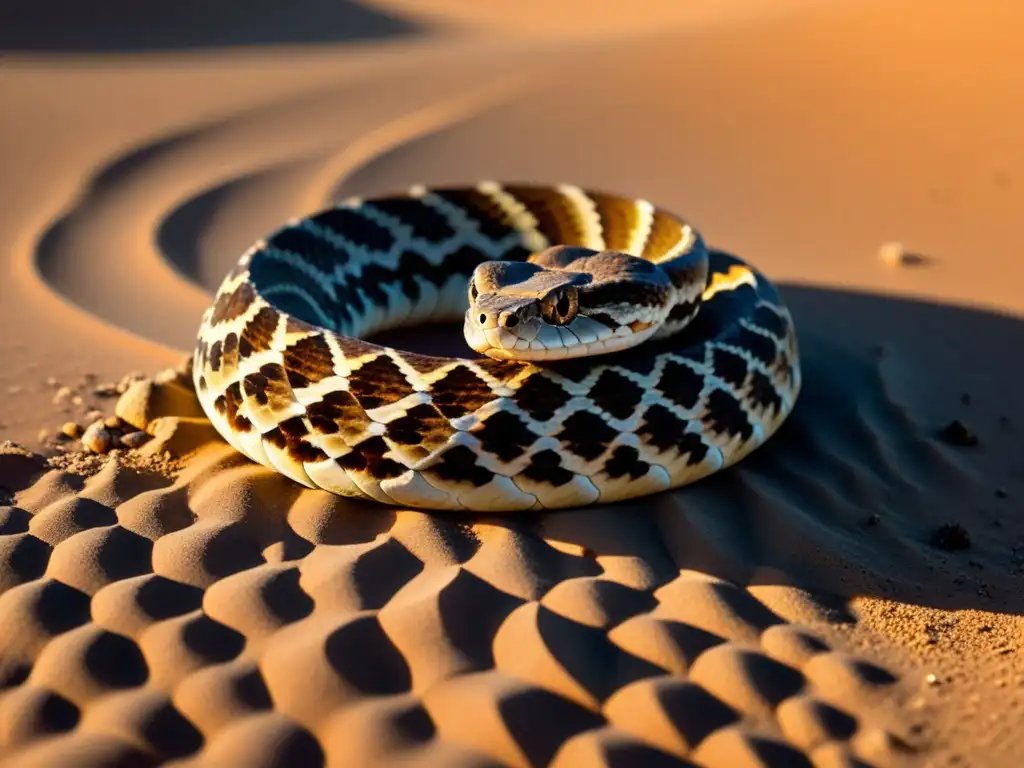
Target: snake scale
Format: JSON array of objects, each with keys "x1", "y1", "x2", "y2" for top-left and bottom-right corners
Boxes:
[{"x1": 192, "y1": 183, "x2": 800, "y2": 511}]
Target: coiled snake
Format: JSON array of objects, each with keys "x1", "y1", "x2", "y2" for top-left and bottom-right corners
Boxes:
[{"x1": 192, "y1": 183, "x2": 800, "y2": 511}]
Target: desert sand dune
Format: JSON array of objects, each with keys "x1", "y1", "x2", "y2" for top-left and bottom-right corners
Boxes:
[
  {"x1": 0, "y1": 0, "x2": 420, "y2": 53},
  {"x1": 2, "y1": 0, "x2": 1024, "y2": 765}
]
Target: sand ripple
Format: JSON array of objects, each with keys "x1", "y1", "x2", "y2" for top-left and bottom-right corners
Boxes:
[{"x1": 1, "y1": 342, "x2": 962, "y2": 766}]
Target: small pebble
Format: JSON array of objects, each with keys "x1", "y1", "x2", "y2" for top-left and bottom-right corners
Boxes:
[
  {"x1": 8, "y1": 386, "x2": 23, "y2": 395},
  {"x1": 45, "y1": 377, "x2": 59, "y2": 387},
  {"x1": 941, "y1": 420, "x2": 978, "y2": 446},
  {"x1": 926, "y1": 674, "x2": 940, "y2": 686},
  {"x1": 93, "y1": 383, "x2": 118, "y2": 398},
  {"x1": 879, "y1": 241, "x2": 931, "y2": 267},
  {"x1": 81, "y1": 421, "x2": 114, "y2": 454},
  {"x1": 104, "y1": 416, "x2": 123, "y2": 430},
  {"x1": 71, "y1": 395, "x2": 84, "y2": 407},
  {"x1": 154, "y1": 367, "x2": 183, "y2": 385},
  {"x1": 36, "y1": 428, "x2": 50, "y2": 443},
  {"x1": 932, "y1": 523, "x2": 971, "y2": 551},
  {"x1": 879, "y1": 241, "x2": 906, "y2": 267},
  {"x1": 52, "y1": 386, "x2": 73, "y2": 405},
  {"x1": 119, "y1": 431, "x2": 151, "y2": 449},
  {"x1": 115, "y1": 372, "x2": 146, "y2": 395},
  {"x1": 60, "y1": 422, "x2": 84, "y2": 439}
]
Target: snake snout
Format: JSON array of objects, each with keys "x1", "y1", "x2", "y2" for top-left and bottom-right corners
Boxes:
[
  {"x1": 498, "y1": 311, "x2": 520, "y2": 329},
  {"x1": 475, "y1": 309, "x2": 520, "y2": 330}
]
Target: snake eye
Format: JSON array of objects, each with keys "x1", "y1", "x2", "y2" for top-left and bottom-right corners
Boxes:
[{"x1": 541, "y1": 286, "x2": 579, "y2": 326}]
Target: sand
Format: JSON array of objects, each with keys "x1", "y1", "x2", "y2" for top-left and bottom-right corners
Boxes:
[{"x1": 2, "y1": 0, "x2": 1023, "y2": 765}]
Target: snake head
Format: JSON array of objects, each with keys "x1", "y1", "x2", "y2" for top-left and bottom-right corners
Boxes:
[{"x1": 464, "y1": 246, "x2": 686, "y2": 361}]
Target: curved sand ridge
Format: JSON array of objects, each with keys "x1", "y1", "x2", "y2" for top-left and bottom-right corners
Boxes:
[
  {"x1": 31, "y1": 58, "x2": 538, "y2": 351},
  {"x1": 1, "y1": 364, "x2": 912, "y2": 767}
]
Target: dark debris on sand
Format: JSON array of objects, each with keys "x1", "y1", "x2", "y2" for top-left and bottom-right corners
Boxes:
[
  {"x1": 932, "y1": 523, "x2": 971, "y2": 552},
  {"x1": 940, "y1": 420, "x2": 979, "y2": 446}
]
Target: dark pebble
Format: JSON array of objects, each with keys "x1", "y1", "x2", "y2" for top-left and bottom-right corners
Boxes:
[
  {"x1": 932, "y1": 523, "x2": 971, "y2": 551},
  {"x1": 940, "y1": 420, "x2": 978, "y2": 446}
]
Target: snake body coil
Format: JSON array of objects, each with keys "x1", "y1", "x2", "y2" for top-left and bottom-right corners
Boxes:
[{"x1": 193, "y1": 183, "x2": 800, "y2": 511}]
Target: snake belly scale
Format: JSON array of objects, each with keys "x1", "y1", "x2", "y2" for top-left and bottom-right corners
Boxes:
[{"x1": 192, "y1": 183, "x2": 800, "y2": 512}]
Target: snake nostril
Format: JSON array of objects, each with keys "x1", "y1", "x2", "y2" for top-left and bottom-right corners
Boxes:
[{"x1": 501, "y1": 314, "x2": 519, "y2": 329}]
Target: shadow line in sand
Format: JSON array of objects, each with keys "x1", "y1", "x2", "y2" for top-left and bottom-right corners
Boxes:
[
  {"x1": 0, "y1": 0, "x2": 422, "y2": 53},
  {"x1": 2, "y1": 284, "x2": 1022, "y2": 765}
]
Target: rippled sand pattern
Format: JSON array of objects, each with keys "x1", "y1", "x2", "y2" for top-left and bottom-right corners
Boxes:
[{"x1": 0, "y1": 423, "x2": 908, "y2": 767}]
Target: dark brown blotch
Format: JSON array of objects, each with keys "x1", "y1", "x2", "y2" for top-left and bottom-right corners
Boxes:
[
  {"x1": 334, "y1": 335, "x2": 380, "y2": 361},
  {"x1": 425, "y1": 444, "x2": 495, "y2": 488},
  {"x1": 475, "y1": 358, "x2": 527, "y2": 383},
  {"x1": 384, "y1": 404, "x2": 454, "y2": 450},
  {"x1": 711, "y1": 347, "x2": 750, "y2": 391},
  {"x1": 636, "y1": 404, "x2": 686, "y2": 451},
  {"x1": 472, "y1": 410, "x2": 539, "y2": 463},
  {"x1": 209, "y1": 281, "x2": 256, "y2": 326},
  {"x1": 263, "y1": 424, "x2": 327, "y2": 463},
  {"x1": 336, "y1": 436, "x2": 406, "y2": 480},
  {"x1": 603, "y1": 445, "x2": 650, "y2": 480},
  {"x1": 242, "y1": 363, "x2": 291, "y2": 410},
  {"x1": 208, "y1": 340, "x2": 223, "y2": 373},
  {"x1": 555, "y1": 411, "x2": 617, "y2": 461},
  {"x1": 657, "y1": 359, "x2": 704, "y2": 411},
  {"x1": 404, "y1": 353, "x2": 461, "y2": 376},
  {"x1": 747, "y1": 370, "x2": 783, "y2": 417},
  {"x1": 283, "y1": 335, "x2": 336, "y2": 389},
  {"x1": 702, "y1": 389, "x2": 753, "y2": 442},
  {"x1": 587, "y1": 369, "x2": 644, "y2": 420},
  {"x1": 241, "y1": 306, "x2": 280, "y2": 356},
  {"x1": 220, "y1": 333, "x2": 240, "y2": 376},
  {"x1": 521, "y1": 449, "x2": 575, "y2": 487},
  {"x1": 305, "y1": 389, "x2": 371, "y2": 438},
  {"x1": 513, "y1": 372, "x2": 572, "y2": 422},
  {"x1": 428, "y1": 366, "x2": 495, "y2": 419},
  {"x1": 347, "y1": 356, "x2": 416, "y2": 410},
  {"x1": 224, "y1": 381, "x2": 252, "y2": 432}
]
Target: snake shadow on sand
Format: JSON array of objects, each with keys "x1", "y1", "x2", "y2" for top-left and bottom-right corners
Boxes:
[{"x1": 370, "y1": 281, "x2": 1024, "y2": 619}]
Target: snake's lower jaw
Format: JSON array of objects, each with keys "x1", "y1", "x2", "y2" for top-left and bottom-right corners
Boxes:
[{"x1": 463, "y1": 314, "x2": 493, "y2": 356}]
